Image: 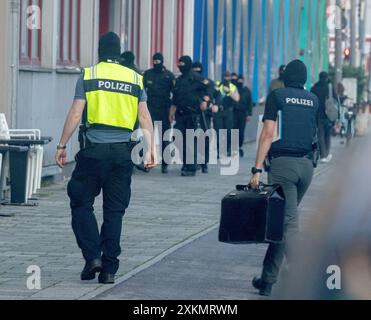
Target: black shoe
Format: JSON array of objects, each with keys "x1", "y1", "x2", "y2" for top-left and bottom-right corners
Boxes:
[
  {"x1": 239, "y1": 149, "x2": 244, "y2": 157},
  {"x1": 202, "y1": 165, "x2": 208, "y2": 174},
  {"x1": 135, "y1": 163, "x2": 149, "y2": 173},
  {"x1": 81, "y1": 259, "x2": 102, "y2": 281},
  {"x1": 98, "y1": 272, "x2": 115, "y2": 284},
  {"x1": 181, "y1": 170, "x2": 196, "y2": 177},
  {"x1": 227, "y1": 151, "x2": 232, "y2": 157},
  {"x1": 252, "y1": 277, "x2": 273, "y2": 297},
  {"x1": 162, "y1": 166, "x2": 168, "y2": 174}
]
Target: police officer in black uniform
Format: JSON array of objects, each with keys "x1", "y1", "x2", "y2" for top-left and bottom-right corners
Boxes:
[
  {"x1": 249, "y1": 60, "x2": 319, "y2": 296},
  {"x1": 233, "y1": 75, "x2": 253, "y2": 157},
  {"x1": 169, "y1": 56, "x2": 211, "y2": 177},
  {"x1": 144, "y1": 53, "x2": 175, "y2": 173},
  {"x1": 192, "y1": 61, "x2": 217, "y2": 173}
]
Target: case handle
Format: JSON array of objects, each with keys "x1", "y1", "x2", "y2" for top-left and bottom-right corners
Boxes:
[{"x1": 236, "y1": 183, "x2": 266, "y2": 191}]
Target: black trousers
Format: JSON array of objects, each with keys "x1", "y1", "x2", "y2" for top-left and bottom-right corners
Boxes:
[
  {"x1": 200, "y1": 113, "x2": 211, "y2": 166},
  {"x1": 234, "y1": 110, "x2": 247, "y2": 149},
  {"x1": 175, "y1": 113, "x2": 198, "y2": 172},
  {"x1": 262, "y1": 157, "x2": 314, "y2": 284},
  {"x1": 318, "y1": 119, "x2": 332, "y2": 159},
  {"x1": 150, "y1": 108, "x2": 170, "y2": 168},
  {"x1": 67, "y1": 148, "x2": 133, "y2": 275},
  {"x1": 214, "y1": 108, "x2": 234, "y2": 155}
]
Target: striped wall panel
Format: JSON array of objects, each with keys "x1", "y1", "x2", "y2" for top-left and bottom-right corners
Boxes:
[
  {"x1": 120, "y1": 0, "x2": 141, "y2": 59},
  {"x1": 193, "y1": 0, "x2": 330, "y2": 102},
  {"x1": 151, "y1": 0, "x2": 165, "y2": 57}
]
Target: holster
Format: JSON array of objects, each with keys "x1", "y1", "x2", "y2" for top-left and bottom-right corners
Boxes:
[
  {"x1": 264, "y1": 157, "x2": 271, "y2": 173},
  {"x1": 192, "y1": 114, "x2": 202, "y2": 129},
  {"x1": 311, "y1": 143, "x2": 319, "y2": 168},
  {"x1": 78, "y1": 123, "x2": 91, "y2": 150}
]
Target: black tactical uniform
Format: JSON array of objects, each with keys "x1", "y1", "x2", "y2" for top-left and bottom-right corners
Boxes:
[
  {"x1": 172, "y1": 56, "x2": 210, "y2": 176},
  {"x1": 252, "y1": 60, "x2": 319, "y2": 296},
  {"x1": 234, "y1": 76, "x2": 253, "y2": 157},
  {"x1": 144, "y1": 53, "x2": 175, "y2": 173},
  {"x1": 192, "y1": 62, "x2": 215, "y2": 173}
]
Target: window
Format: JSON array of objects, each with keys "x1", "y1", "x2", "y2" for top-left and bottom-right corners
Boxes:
[
  {"x1": 57, "y1": 0, "x2": 81, "y2": 66},
  {"x1": 19, "y1": 0, "x2": 43, "y2": 65}
]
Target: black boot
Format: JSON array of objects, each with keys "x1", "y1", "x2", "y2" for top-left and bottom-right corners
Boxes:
[
  {"x1": 135, "y1": 163, "x2": 149, "y2": 173},
  {"x1": 181, "y1": 170, "x2": 196, "y2": 177},
  {"x1": 98, "y1": 272, "x2": 115, "y2": 284},
  {"x1": 202, "y1": 165, "x2": 208, "y2": 174},
  {"x1": 252, "y1": 277, "x2": 273, "y2": 297},
  {"x1": 81, "y1": 259, "x2": 102, "y2": 281}
]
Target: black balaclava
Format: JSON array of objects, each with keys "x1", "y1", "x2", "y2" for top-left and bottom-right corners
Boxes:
[
  {"x1": 223, "y1": 71, "x2": 232, "y2": 85},
  {"x1": 178, "y1": 56, "x2": 193, "y2": 75},
  {"x1": 237, "y1": 75, "x2": 244, "y2": 90},
  {"x1": 121, "y1": 51, "x2": 135, "y2": 68},
  {"x1": 231, "y1": 73, "x2": 239, "y2": 86},
  {"x1": 153, "y1": 52, "x2": 164, "y2": 73},
  {"x1": 98, "y1": 32, "x2": 121, "y2": 62},
  {"x1": 282, "y1": 59, "x2": 307, "y2": 89},
  {"x1": 278, "y1": 64, "x2": 286, "y2": 80},
  {"x1": 319, "y1": 71, "x2": 329, "y2": 85},
  {"x1": 192, "y1": 62, "x2": 203, "y2": 75}
]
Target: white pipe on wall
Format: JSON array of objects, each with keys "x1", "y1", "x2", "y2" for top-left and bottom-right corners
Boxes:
[{"x1": 10, "y1": 0, "x2": 20, "y2": 128}]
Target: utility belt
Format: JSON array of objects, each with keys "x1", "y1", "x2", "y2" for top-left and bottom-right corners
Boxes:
[
  {"x1": 78, "y1": 124, "x2": 138, "y2": 160},
  {"x1": 175, "y1": 109, "x2": 203, "y2": 129},
  {"x1": 177, "y1": 106, "x2": 199, "y2": 116},
  {"x1": 264, "y1": 145, "x2": 319, "y2": 172},
  {"x1": 218, "y1": 105, "x2": 233, "y2": 112}
]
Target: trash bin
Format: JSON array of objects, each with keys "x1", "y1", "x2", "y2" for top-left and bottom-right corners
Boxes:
[
  {"x1": 0, "y1": 137, "x2": 52, "y2": 205},
  {"x1": 0, "y1": 145, "x2": 29, "y2": 205}
]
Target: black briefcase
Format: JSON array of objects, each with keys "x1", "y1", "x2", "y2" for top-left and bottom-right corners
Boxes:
[{"x1": 219, "y1": 184, "x2": 285, "y2": 244}]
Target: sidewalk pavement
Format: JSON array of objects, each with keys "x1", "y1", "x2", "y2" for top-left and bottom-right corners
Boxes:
[
  {"x1": 0, "y1": 139, "x2": 344, "y2": 300},
  {"x1": 96, "y1": 157, "x2": 337, "y2": 300}
]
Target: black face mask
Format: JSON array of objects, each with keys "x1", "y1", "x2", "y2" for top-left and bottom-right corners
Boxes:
[
  {"x1": 232, "y1": 79, "x2": 239, "y2": 86},
  {"x1": 154, "y1": 63, "x2": 163, "y2": 73},
  {"x1": 178, "y1": 56, "x2": 193, "y2": 75},
  {"x1": 179, "y1": 65, "x2": 192, "y2": 74}
]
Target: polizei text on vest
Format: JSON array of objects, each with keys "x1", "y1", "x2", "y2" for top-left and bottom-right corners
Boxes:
[
  {"x1": 286, "y1": 97, "x2": 314, "y2": 107},
  {"x1": 98, "y1": 80, "x2": 133, "y2": 94}
]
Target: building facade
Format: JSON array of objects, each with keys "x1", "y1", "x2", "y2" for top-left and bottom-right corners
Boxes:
[{"x1": 0, "y1": 0, "x2": 331, "y2": 173}]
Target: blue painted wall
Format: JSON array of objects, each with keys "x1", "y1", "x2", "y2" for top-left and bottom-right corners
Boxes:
[{"x1": 193, "y1": 0, "x2": 328, "y2": 103}]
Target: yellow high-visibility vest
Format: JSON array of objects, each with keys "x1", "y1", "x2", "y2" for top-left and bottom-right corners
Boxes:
[
  {"x1": 217, "y1": 82, "x2": 238, "y2": 96},
  {"x1": 83, "y1": 61, "x2": 143, "y2": 131}
]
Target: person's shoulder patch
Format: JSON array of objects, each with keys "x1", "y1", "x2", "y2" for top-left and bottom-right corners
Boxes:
[{"x1": 203, "y1": 79, "x2": 210, "y2": 85}]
